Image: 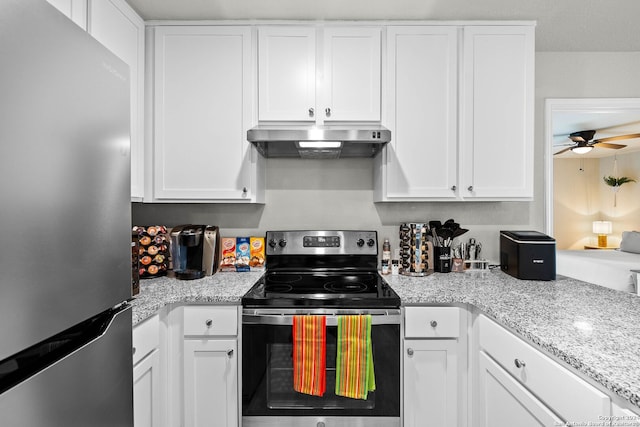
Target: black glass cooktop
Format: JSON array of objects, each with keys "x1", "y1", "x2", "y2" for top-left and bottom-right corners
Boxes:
[{"x1": 242, "y1": 272, "x2": 401, "y2": 308}]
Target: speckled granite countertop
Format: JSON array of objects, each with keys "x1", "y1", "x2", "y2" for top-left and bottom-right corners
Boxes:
[
  {"x1": 130, "y1": 269, "x2": 640, "y2": 410},
  {"x1": 385, "y1": 269, "x2": 640, "y2": 410},
  {"x1": 130, "y1": 271, "x2": 263, "y2": 325}
]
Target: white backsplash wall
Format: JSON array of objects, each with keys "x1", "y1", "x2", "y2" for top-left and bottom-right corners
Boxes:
[{"x1": 132, "y1": 157, "x2": 532, "y2": 263}]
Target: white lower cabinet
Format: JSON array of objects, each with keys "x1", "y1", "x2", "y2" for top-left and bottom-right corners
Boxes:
[
  {"x1": 133, "y1": 348, "x2": 162, "y2": 427},
  {"x1": 477, "y1": 351, "x2": 562, "y2": 426},
  {"x1": 403, "y1": 306, "x2": 466, "y2": 427},
  {"x1": 183, "y1": 339, "x2": 238, "y2": 427},
  {"x1": 475, "y1": 314, "x2": 611, "y2": 426},
  {"x1": 404, "y1": 339, "x2": 459, "y2": 427},
  {"x1": 132, "y1": 314, "x2": 162, "y2": 427},
  {"x1": 181, "y1": 306, "x2": 239, "y2": 427}
]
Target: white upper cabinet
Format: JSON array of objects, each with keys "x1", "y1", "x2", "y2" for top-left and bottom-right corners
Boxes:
[
  {"x1": 257, "y1": 25, "x2": 382, "y2": 123},
  {"x1": 377, "y1": 26, "x2": 458, "y2": 200},
  {"x1": 150, "y1": 26, "x2": 263, "y2": 202},
  {"x1": 87, "y1": 0, "x2": 145, "y2": 201},
  {"x1": 375, "y1": 23, "x2": 534, "y2": 201},
  {"x1": 322, "y1": 27, "x2": 381, "y2": 121},
  {"x1": 460, "y1": 25, "x2": 534, "y2": 200},
  {"x1": 46, "y1": 0, "x2": 87, "y2": 29},
  {"x1": 258, "y1": 27, "x2": 316, "y2": 121}
]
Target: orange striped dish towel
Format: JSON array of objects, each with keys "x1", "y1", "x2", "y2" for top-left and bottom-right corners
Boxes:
[
  {"x1": 292, "y1": 315, "x2": 326, "y2": 396},
  {"x1": 335, "y1": 315, "x2": 375, "y2": 400}
]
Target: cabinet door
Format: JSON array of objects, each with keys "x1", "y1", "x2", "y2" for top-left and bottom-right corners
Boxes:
[
  {"x1": 322, "y1": 27, "x2": 381, "y2": 122},
  {"x1": 183, "y1": 339, "x2": 238, "y2": 427},
  {"x1": 404, "y1": 340, "x2": 458, "y2": 427},
  {"x1": 153, "y1": 26, "x2": 254, "y2": 201},
  {"x1": 461, "y1": 26, "x2": 534, "y2": 200},
  {"x1": 87, "y1": 0, "x2": 145, "y2": 200},
  {"x1": 133, "y1": 349, "x2": 161, "y2": 427},
  {"x1": 381, "y1": 26, "x2": 458, "y2": 200},
  {"x1": 46, "y1": 0, "x2": 87, "y2": 29},
  {"x1": 477, "y1": 351, "x2": 563, "y2": 427},
  {"x1": 258, "y1": 27, "x2": 316, "y2": 121}
]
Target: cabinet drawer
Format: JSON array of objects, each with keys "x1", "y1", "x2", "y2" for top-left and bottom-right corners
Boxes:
[
  {"x1": 133, "y1": 314, "x2": 160, "y2": 366},
  {"x1": 183, "y1": 305, "x2": 238, "y2": 337},
  {"x1": 478, "y1": 314, "x2": 610, "y2": 422},
  {"x1": 405, "y1": 307, "x2": 460, "y2": 338}
]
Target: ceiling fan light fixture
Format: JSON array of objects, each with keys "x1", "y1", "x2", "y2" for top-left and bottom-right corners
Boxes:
[{"x1": 571, "y1": 145, "x2": 593, "y2": 154}]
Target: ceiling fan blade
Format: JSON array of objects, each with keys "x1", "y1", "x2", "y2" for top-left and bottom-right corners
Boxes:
[
  {"x1": 592, "y1": 133, "x2": 640, "y2": 143},
  {"x1": 592, "y1": 142, "x2": 627, "y2": 149},
  {"x1": 554, "y1": 146, "x2": 573, "y2": 155}
]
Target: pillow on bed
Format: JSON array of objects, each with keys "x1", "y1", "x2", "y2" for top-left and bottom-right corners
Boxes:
[{"x1": 620, "y1": 231, "x2": 640, "y2": 254}]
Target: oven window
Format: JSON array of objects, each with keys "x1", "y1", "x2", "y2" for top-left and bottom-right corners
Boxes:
[
  {"x1": 267, "y1": 342, "x2": 374, "y2": 410},
  {"x1": 242, "y1": 322, "x2": 400, "y2": 417}
]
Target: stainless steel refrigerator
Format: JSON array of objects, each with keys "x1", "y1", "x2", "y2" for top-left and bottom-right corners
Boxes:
[{"x1": 0, "y1": 0, "x2": 133, "y2": 425}]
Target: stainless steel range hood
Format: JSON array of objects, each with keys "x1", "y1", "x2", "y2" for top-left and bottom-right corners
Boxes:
[{"x1": 247, "y1": 125, "x2": 391, "y2": 159}]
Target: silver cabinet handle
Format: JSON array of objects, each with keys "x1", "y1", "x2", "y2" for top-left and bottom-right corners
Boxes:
[
  {"x1": 309, "y1": 108, "x2": 314, "y2": 117},
  {"x1": 430, "y1": 320, "x2": 438, "y2": 328},
  {"x1": 407, "y1": 348, "x2": 414, "y2": 356},
  {"x1": 227, "y1": 349, "x2": 234, "y2": 358},
  {"x1": 205, "y1": 319, "x2": 213, "y2": 328},
  {"x1": 242, "y1": 187, "x2": 248, "y2": 194},
  {"x1": 325, "y1": 107, "x2": 331, "y2": 117},
  {"x1": 514, "y1": 358, "x2": 526, "y2": 368},
  {"x1": 468, "y1": 186, "x2": 474, "y2": 192},
  {"x1": 451, "y1": 185, "x2": 456, "y2": 191}
]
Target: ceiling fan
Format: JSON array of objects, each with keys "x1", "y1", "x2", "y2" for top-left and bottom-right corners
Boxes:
[{"x1": 554, "y1": 130, "x2": 640, "y2": 155}]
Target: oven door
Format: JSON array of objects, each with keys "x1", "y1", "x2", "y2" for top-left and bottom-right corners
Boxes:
[{"x1": 242, "y1": 308, "x2": 401, "y2": 427}]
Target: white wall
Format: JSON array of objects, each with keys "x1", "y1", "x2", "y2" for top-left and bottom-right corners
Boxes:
[
  {"x1": 133, "y1": 51, "x2": 640, "y2": 263},
  {"x1": 599, "y1": 153, "x2": 640, "y2": 242}
]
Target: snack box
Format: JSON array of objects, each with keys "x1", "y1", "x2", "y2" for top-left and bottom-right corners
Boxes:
[
  {"x1": 219, "y1": 237, "x2": 237, "y2": 272},
  {"x1": 235, "y1": 237, "x2": 251, "y2": 272},
  {"x1": 249, "y1": 237, "x2": 265, "y2": 271}
]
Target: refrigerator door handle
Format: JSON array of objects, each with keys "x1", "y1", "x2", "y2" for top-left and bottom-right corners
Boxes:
[{"x1": 0, "y1": 303, "x2": 131, "y2": 395}]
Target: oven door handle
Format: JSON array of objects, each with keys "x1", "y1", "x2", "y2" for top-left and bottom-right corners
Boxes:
[{"x1": 242, "y1": 311, "x2": 402, "y2": 326}]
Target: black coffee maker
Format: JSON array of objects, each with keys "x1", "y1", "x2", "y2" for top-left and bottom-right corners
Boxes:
[{"x1": 169, "y1": 225, "x2": 220, "y2": 280}]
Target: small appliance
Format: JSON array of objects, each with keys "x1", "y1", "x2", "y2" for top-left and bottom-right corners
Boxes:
[
  {"x1": 170, "y1": 225, "x2": 220, "y2": 280},
  {"x1": 500, "y1": 230, "x2": 556, "y2": 281}
]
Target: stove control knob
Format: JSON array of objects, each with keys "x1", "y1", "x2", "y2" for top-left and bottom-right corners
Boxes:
[
  {"x1": 367, "y1": 238, "x2": 375, "y2": 247},
  {"x1": 357, "y1": 238, "x2": 365, "y2": 247},
  {"x1": 278, "y1": 239, "x2": 287, "y2": 248},
  {"x1": 268, "y1": 239, "x2": 277, "y2": 249}
]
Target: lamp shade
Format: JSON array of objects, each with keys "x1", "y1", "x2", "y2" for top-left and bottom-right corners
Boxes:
[{"x1": 592, "y1": 221, "x2": 612, "y2": 235}]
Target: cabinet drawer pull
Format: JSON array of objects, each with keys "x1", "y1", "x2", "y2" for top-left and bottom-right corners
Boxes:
[
  {"x1": 309, "y1": 107, "x2": 314, "y2": 117},
  {"x1": 205, "y1": 319, "x2": 213, "y2": 328},
  {"x1": 407, "y1": 348, "x2": 414, "y2": 356},
  {"x1": 430, "y1": 320, "x2": 438, "y2": 328},
  {"x1": 227, "y1": 349, "x2": 234, "y2": 358},
  {"x1": 514, "y1": 358, "x2": 526, "y2": 368},
  {"x1": 451, "y1": 185, "x2": 456, "y2": 191},
  {"x1": 325, "y1": 107, "x2": 331, "y2": 117},
  {"x1": 468, "y1": 185, "x2": 474, "y2": 192}
]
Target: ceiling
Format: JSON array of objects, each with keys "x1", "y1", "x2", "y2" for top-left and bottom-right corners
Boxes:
[{"x1": 124, "y1": 0, "x2": 640, "y2": 52}]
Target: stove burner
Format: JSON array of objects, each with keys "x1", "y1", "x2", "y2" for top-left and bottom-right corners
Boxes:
[
  {"x1": 265, "y1": 284, "x2": 294, "y2": 293},
  {"x1": 324, "y1": 281, "x2": 368, "y2": 293},
  {"x1": 266, "y1": 274, "x2": 302, "y2": 284}
]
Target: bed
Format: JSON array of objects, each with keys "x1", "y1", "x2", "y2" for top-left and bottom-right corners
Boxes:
[{"x1": 556, "y1": 248, "x2": 639, "y2": 294}]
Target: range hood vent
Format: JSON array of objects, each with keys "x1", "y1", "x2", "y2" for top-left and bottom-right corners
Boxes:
[{"x1": 247, "y1": 125, "x2": 391, "y2": 159}]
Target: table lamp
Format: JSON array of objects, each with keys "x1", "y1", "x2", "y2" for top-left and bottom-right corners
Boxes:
[{"x1": 592, "y1": 221, "x2": 613, "y2": 247}]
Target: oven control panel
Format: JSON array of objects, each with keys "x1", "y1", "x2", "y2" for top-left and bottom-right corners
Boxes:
[{"x1": 266, "y1": 230, "x2": 378, "y2": 256}]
